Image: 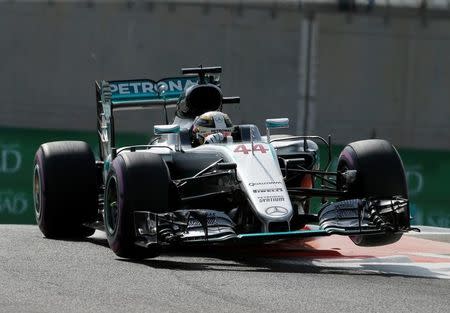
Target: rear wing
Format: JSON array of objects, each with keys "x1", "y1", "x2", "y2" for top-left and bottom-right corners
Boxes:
[
  {"x1": 95, "y1": 66, "x2": 240, "y2": 161},
  {"x1": 96, "y1": 76, "x2": 199, "y2": 110},
  {"x1": 95, "y1": 76, "x2": 202, "y2": 160}
]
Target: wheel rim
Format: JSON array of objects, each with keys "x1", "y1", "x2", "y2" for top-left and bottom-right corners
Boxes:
[
  {"x1": 33, "y1": 164, "x2": 42, "y2": 219},
  {"x1": 105, "y1": 176, "x2": 119, "y2": 235}
]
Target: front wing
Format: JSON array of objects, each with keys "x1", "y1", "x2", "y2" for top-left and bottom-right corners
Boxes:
[{"x1": 133, "y1": 197, "x2": 411, "y2": 248}]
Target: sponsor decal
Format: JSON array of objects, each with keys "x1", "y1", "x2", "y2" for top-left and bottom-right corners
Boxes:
[
  {"x1": 258, "y1": 195, "x2": 285, "y2": 203},
  {"x1": 265, "y1": 206, "x2": 289, "y2": 217},
  {"x1": 110, "y1": 77, "x2": 198, "y2": 100},
  {"x1": 0, "y1": 190, "x2": 28, "y2": 215},
  {"x1": 0, "y1": 144, "x2": 22, "y2": 174},
  {"x1": 188, "y1": 216, "x2": 217, "y2": 227},
  {"x1": 110, "y1": 82, "x2": 154, "y2": 95},
  {"x1": 248, "y1": 181, "x2": 283, "y2": 187},
  {"x1": 253, "y1": 188, "x2": 283, "y2": 193}
]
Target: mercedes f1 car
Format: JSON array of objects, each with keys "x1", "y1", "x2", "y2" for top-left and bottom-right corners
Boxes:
[{"x1": 33, "y1": 66, "x2": 414, "y2": 258}]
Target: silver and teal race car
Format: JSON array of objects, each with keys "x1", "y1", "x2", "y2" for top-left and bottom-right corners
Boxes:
[{"x1": 33, "y1": 66, "x2": 413, "y2": 259}]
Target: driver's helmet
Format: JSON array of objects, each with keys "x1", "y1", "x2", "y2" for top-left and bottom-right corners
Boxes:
[{"x1": 191, "y1": 111, "x2": 233, "y2": 146}]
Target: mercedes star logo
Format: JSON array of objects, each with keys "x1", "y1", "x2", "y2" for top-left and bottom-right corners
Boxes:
[{"x1": 265, "y1": 206, "x2": 288, "y2": 217}]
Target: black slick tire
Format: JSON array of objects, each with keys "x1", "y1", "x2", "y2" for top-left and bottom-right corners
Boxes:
[
  {"x1": 337, "y1": 139, "x2": 409, "y2": 246},
  {"x1": 104, "y1": 152, "x2": 173, "y2": 259},
  {"x1": 33, "y1": 141, "x2": 97, "y2": 239}
]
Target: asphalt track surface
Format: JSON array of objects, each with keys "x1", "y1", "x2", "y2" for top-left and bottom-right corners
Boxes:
[{"x1": 1, "y1": 225, "x2": 450, "y2": 313}]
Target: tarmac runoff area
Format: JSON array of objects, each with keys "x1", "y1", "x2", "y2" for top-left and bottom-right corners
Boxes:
[
  {"x1": 1, "y1": 225, "x2": 450, "y2": 313},
  {"x1": 269, "y1": 226, "x2": 450, "y2": 279},
  {"x1": 405, "y1": 225, "x2": 450, "y2": 243}
]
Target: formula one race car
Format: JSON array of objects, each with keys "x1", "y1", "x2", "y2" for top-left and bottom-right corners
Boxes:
[{"x1": 33, "y1": 66, "x2": 413, "y2": 259}]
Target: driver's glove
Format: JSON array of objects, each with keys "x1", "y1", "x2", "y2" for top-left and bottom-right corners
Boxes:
[{"x1": 204, "y1": 133, "x2": 224, "y2": 144}]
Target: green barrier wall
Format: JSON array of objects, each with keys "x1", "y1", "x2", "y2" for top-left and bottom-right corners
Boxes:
[
  {"x1": 1, "y1": 127, "x2": 449, "y2": 227},
  {"x1": 0, "y1": 127, "x2": 148, "y2": 224}
]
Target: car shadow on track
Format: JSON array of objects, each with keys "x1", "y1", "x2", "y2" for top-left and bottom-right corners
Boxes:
[
  {"x1": 119, "y1": 245, "x2": 439, "y2": 279},
  {"x1": 85, "y1": 231, "x2": 440, "y2": 279},
  {"x1": 85, "y1": 236, "x2": 110, "y2": 248}
]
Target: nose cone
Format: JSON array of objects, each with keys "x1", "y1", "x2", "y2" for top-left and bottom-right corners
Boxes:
[{"x1": 228, "y1": 143, "x2": 293, "y2": 226}]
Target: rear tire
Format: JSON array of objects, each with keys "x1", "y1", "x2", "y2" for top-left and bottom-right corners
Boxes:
[
  {"x1": 337, "y1": 139, "x2": 409, "y2": 246},
  {"x1": 104, "y1": 152, "x2": 173, "y2": 259},
  {"x1": 33, "y1": 141, "x2": 97, "y2": 239}
]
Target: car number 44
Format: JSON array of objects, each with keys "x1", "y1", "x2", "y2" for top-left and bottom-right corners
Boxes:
[{"x1": 233, "y1": 144, "x2": 267, "y2": 154}]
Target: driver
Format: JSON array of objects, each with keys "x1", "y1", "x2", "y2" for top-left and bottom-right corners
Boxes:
[{"x1": 191, "y1": 111, "x2": 234, "y2": 146}]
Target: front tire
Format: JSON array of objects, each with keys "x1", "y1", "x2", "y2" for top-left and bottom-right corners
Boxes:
[
  {"x1": 33, "y1": 141, "x2": 97, "y2": 239},
  {"x1": 104, "y1": 152, "x2": 173, "y2": 259},
  {"x1": 337, "y1": 139, "x2": 409, "y2": 246}
]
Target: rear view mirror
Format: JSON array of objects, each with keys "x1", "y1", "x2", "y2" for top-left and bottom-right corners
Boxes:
[
  {"x1": 266, "y1": 118, "x2": 289, "y2": 129},
  {"x1": 265, "y1": 118, "x2": 289, "y2": 142},
  {"x1": 154, "y1": 124, "x2": 181, "y2": 151},
  {"x1": 154, "y1": 124, "x2": 180, "y2": 135}
]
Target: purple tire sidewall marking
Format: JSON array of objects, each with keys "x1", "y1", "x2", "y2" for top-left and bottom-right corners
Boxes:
[
  {"x1": 339, "y1": 148, "x2": 355, "y2": 168},
  {"x1": 108, "y1": 157, "x2": 127, "y2": 252},
  {"x1": 35, "y1": 150, "x2": 46, "y2": 220},
  {"x1": 112, "y1": 157, "x2": 126, "y2": 214},
  {"x1": 35, "y1": 150, "x2": 46, "y2": 193}
]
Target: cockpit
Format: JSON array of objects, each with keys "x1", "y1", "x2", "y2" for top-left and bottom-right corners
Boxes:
[{"x1": 163, "y1": 124, "x2": 262, "y2": 149}]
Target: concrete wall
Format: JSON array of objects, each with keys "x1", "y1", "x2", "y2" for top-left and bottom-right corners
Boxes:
[
  {"x1": 0, "y1": 1, "x2": 302, "y2": 134},
  {"x1": 316, "y1": 13, "x2": 450, "y2": 149},
  {"x1": 0, "y1": 1, "x2": 449, "y2": 149}
]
